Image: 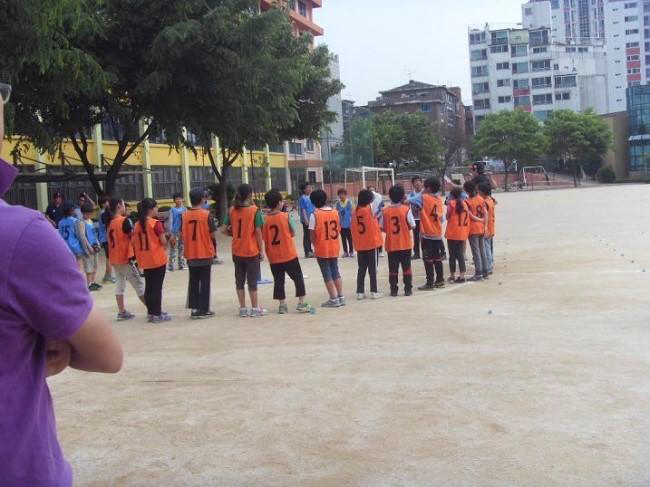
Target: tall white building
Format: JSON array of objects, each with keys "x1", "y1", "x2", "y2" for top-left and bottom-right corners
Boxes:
[
  {"x1": 522, "y1": 0, "x2": 606, "y2": 44},
  {"x1": 603, "y1": 0, "x2": 650, "y2": 113},
  {"x1": 469, "y1": 23, "x2": 609, "y2": 128}
]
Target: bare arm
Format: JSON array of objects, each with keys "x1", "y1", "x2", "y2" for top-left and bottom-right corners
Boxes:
[
  {"x1": 255, "y1": 227, "x2": 264, "y2": 260},
  {"x1": 77, "y1": 220, "x2": 93, "y2": 254},
  {"x1": 67, "y1": 305, "x2": 123, "y2": 373}
]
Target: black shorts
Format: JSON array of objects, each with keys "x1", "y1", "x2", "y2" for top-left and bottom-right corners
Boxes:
[
  {"x1": 233, "y1": 255, "x2": 260, "y2": 291},
  {"x1": 101, "y1": 242, "x2": 109, "y2": 258}
]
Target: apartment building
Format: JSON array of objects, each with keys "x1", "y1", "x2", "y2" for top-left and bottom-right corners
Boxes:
[
  {"x1": 522, "y1": 0, "x2": 606, "y2": 44},
  {"x1": 468, "y1": 22, "x2": 609, "y2": 128},
  {"x1": 367, "y1": 81, "x2": 465, "y2": 142}
]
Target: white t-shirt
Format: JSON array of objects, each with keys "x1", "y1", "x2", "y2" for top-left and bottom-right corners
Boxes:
[{"x1": 308, "y1": 206, "x2": 334, "y2": 230}]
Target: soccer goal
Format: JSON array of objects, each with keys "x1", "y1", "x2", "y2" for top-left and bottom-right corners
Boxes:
[{"x1": 344, "y1": 166, "x2": 395, "y2": 197}]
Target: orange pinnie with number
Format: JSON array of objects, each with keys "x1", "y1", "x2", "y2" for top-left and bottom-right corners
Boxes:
[
  {"x1": 351, "y1": 205, "x2": 382, "y2": 251},
  {"x1": 107, "y1": 215, "x2": 134, "y2": 265},
  {"x1": 182, "y1": 208, "x2": 215, "y2": 260},
  {"x1": 467, "y1": 195, "x2": 487, "y2": 236},
  {"x1": 133, "y1": 219, "x2": 167, "y2": 269},
  {"x1": 263, "y1": 212, "x2": 298, "y2": 264},
  {"x1": 230, "y1": 206, "x2": 260, "y2": 258},
  {"x1": 445, "y1": 200, "x2": 470, "y2": 241},
  {"x1": 485, "y1": 197, "x2": 496, "y2": 237},
  {"x1": 383, "y1": 205, "x2": 413, "y2": 252},
  {"x1": 312, "y1": 208, "x2": 341, "y2": 258},
  {"x1": 420, "y1": 193, "x2": 444, "y2": 237}
]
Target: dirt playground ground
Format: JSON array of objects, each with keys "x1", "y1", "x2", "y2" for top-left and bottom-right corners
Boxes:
[{"x1": 51, "y1": 184, "x2": 650, "y2": 486}]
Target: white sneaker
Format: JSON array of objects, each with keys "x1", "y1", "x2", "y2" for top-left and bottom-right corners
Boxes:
[
  {"x1": 371, "y1": 292, "x2": 383, "y2": 300},
  {"x1": 239, "y1": 307, "x2": 250, "y2": 318},
  {"x1": 250, "y1": 307, "x2": 268, "y2": 317},
  {"x1": 338, "y1": 296, "x2": 347, "y2": 306},
  {"x1": 356, "y1": 293, "x2": 366, "y2": 301}
]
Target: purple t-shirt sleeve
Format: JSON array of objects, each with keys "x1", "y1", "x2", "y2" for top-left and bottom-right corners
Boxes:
[{"x1": 9, "y1": 215, "x2": 93, "y2": 340}]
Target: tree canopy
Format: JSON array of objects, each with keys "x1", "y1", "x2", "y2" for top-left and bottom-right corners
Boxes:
[
  {"x1": 543, "y1": 109, "x2": 612, "y2": 180},
  {"x1": 371, "y1": 111, "x2": 442, "y2": 171},
  {"x1": 472, "y1": 109, "x2": 547, "y2": 190}
]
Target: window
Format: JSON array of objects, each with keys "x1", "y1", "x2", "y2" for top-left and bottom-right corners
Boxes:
[
  {"x1": 512, "y1": 62, "x2": 529, "y2": 73},
  {"x1": 534, "y1": 110, "x2": 553, "y2": 122},
  {"x1": 627, "y1": 41, "x2": 640, "y2": 48},
  {"x1": 496, "y1": 62, "x2": 510, "y2": 70},
  {"x1": 152, "y1": 166, "x2": 182, "y2": 200},
  {"x1": 531, "y1": 59, "x2": 551, "y2": 72},
  {"x1": 628, "y1": 54, "x2": 641, "y2": 61},
  {"x1": 513, "y1": 79, "x2": 530, "y2": 90},
  {"x1": 490, "y1": 30, "x2": 509, "y2": 45},
  {"x1": 524, "y1": 7, "x2": 532, "y2": 15},
  {"x1": 471, "y1": 65, "x2": 488, "y2": 77},
  {"x1": 625, "y1": 16, "x2": 639, "y2": 22},
  {"x1": 420, "y1": 103, "x2": 432, "y2": 112},
  {"x1": 514, "y1": 95, "x2": 531, "y2": 107},
  {"x1": 578, "y1": 47, "x2": 588, "y2": 53},
  {"x1": 533, "y1": 47, "x2": 548, "y2": 54},
  {"x1": 554, "y1": 75, "x2": 577, "y2": 88},
  {"x1": 271, "y1": 168, "x2": 287, "y2": 192},
  {"x1": 297, "y1": 1, "x2": 307, "y2": 16},
  {"x1": 471, "y1": 49, "x2": 488, "y2": 61},
  {"x1": 469, "y1": 32, "x2": 486, "y2": 45},
  {"x1": 533, "y1": 93, "x2": 553, "y2": 105},
  {"x1": 289, "y1": 142, "x2": 303, "y2": 155},
  {"x1": 498, "y1": 96, "x2": 512, "y2": 103},
  {"x1": 497, "y1": 78, "x2": 511, "y2": 87},
  {"x1": 532, "y1": 76, "x2": 552, "y2": 89},
  {"x1": 472, "y1": 82, "x2": 490, "y2": 94},
  {"x1": 530, "y1": 30, "x2": 550, "y2": 46},
  {"x1": 555, "y1": 92, "x2": 571, "y2": 101},
  {"x1": 490, "y1": 44, "x2": 509, "y2": 53},
  {"x1": 553, "y1": 63, "x2": 560, "y2": 70},
  {"x1": 190, "y1": 167, "x2": 215, "y2": 190},
  {"x1": 628, "y1": 68, "x2": 641, "y2": 74},
  {"x1": 114, "y1": 169, "x2": 144, "y2": 202},
  {"x1": 474, "y1": 99, "x2": 490, "y2": 109},
  {"x1": 625, "y1": 2, "x2": 638, "y2": 8},
  {"x1": 306, "y1": 138, "x2": 315, "y2": 151},
  {"x1": 566, "y1": 47, "x2": 577, "y2": 53},
  {"x1": 511, "y1": 44, "x2": 528, "y2": 57},
  {"x1": 626, "y1": 29, "x2": 640, "y2": 34}
]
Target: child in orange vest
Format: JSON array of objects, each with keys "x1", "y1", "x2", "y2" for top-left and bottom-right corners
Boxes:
[
  {"x1": 350, "y1": 189, "x2": 383, "y2": 300},
  {"x1": 445, "y1": 187, "x2": 471, "y2": 283},
  {"x1": 262, "y1": 189, "x2": 313, "y2": 314},
  {"x1": 464, "y1": 181, "x2": 488, "y2": 281},
  {"x1": 133, "y1": 198, "x2": 170, "y2": 323},
  {"x1": 309, "y1": 189, "x2": 346, "y2": 308},
  {"x1": 382, "y1": 184, "x2": 416, "y2": 297},
  {"x1": 182, "y1": 188, "x2": 217, "y2": 320},
  {"x1": 478, "y1": 182, "x2": 496, "y2": 275},
  {"x1": 223, "y1": 184, "x2": 267, "y2": 317}
]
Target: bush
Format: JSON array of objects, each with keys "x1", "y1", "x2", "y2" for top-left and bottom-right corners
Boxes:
[{"x1": 596, "y1": 166, "x2": 616, "y2": 184}]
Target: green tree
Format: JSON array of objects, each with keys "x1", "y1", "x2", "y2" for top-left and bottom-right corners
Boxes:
[
  {"x1": 372, "y1": 111, "x2": 442, "y2": 171},
  {"x1": 543, "y1": 109, "x2": 612, "y2": 185},
  {"x1": 473, "y1": 109, "x2": 546, "y2": 191}
]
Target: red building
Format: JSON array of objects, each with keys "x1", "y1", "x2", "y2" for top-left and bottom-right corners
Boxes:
[{"x1": 260, "y1": 1, "x2": 324, "y2": 38}]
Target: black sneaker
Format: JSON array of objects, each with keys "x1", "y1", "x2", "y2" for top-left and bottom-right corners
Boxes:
[
  {"x1": 191, "y1": 310, "x2": 215, "y2": 320},
  {"x1": 455, "y1": 277, "x2": 466, "y2": 283},
  {"x1": 469, "y1": 275, "x2": 483, "y2": 282},
  {"x1": 434, "y1": 281, "x2": 445, "y2": 289},
  {"x1": 417, "y1": 283, "x2": 435, "y2": 291},
  {"x1": 390, "y1": 290, "x2": 398, "y2": 297},
  {"x1": 404, "y1": 290, "x2": 413, "y2": 296}
]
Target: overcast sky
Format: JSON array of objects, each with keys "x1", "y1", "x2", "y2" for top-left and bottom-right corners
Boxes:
[{"x1": 315, "y1": 0, "x2": 524, "y2": 106}]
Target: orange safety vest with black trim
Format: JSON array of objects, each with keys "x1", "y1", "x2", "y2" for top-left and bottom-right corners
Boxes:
[
  {"x1": 230, "y1": 206, "x2": 260, "y2": 258},
  {"x1": 420, "y1": 193, "x2": 445, "y2": 238},
  {"x1": 485, "y1": 196, "x2": 496, "y2": 237},
  {"x1": 133, "y1": 218, "x2": 168, "y2": 269},
  {"x1": 467, "y1": 195, "x2": 487, "y2": 236},
  {"x1": 313, "y1": 208, "x2": 341, "y2": 258},
  {"x1": 263, "y1": 212, "x2": 298, "y2": 264},
  {"x1": 107, "y1": 216, "x2": 134, "y2": 265},
  {"x1": 445, "y1": 200, "x2": 471, "y2": 241},
  {"x1": 383, "y1": 205, "x2": 412, "y2": 252},
  {"x1": 350, "y1": 205, "x2": 382, "y2": 251},
  {"x1": 182, "y1": 208, "x2": 215, "y2": 260}
]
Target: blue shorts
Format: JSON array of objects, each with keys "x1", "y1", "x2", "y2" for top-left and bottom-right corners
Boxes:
[{"x1": 317, "y1": 257, "x2": 341, "y2": 282}]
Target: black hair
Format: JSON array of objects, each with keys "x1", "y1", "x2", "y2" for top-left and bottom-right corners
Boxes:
[
  {"x1": 233, "y1": 184, "x2": 253, "y2": 209},
  {"x1": 424, "y1": 177, "x2": 440, "y2": 194},
  {"x1": 300, "y1": 182, "x2": 313, "y2": 195},
  {"x1": 81, "y1": 202, "x2": 94, "y2": 214},
  {"x1": 173, "y1": 192, "x2": 183, "y2": 200},
  {"x1": 473, "y1": 161, "x2": 486, "y2": 175},
  {"x1": 78, "y1": 192, "x2": 88, "y2": 201},
  {"x1": 264, "y1": 189, "x2": 283, "y2": 209},
  {"x1": 107, "y1": 197, "x2": 124, "y2": 226},
  {"x1": 388, "y1": 184, "x2": 405, "y2": 204},
  {"x1": 478, "y1": 182, "x2": 492, "y2": 196},
  {"x1": 357, "y1": 189, "x2": 373, "y2": 207},
  {"x1": 138, "y1": 197, "x2": 157, "y2": 229},
  {"x1": 450, "y1": 187, "x2": 465, "y2": 214},
  {"x1": 61, "y1": 201, "x2": 75, "y2": 217},
  {"x1": 98, "y1": 195, "x2": 110, "y2": 206},
  {"x1": 411, "y1": 176, "x2": 422, "y2": 184},
  {"x1": 309, "y1": 189, "x2": 328, "y2": 208},
  {"x1": 463, "y1": 181, "x2": 476, "y2": 197},
  {"x1": 337, "y1": 188, "x2": 347, "y2": 196},
  {"x1": 189, "y1": 188, "x2": 205, "y2": 206}
]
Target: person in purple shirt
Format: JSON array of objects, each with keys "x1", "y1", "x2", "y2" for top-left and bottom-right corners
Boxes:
[{"x1": 0, "y1": 84, "x2": 124, "y2": 486}]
